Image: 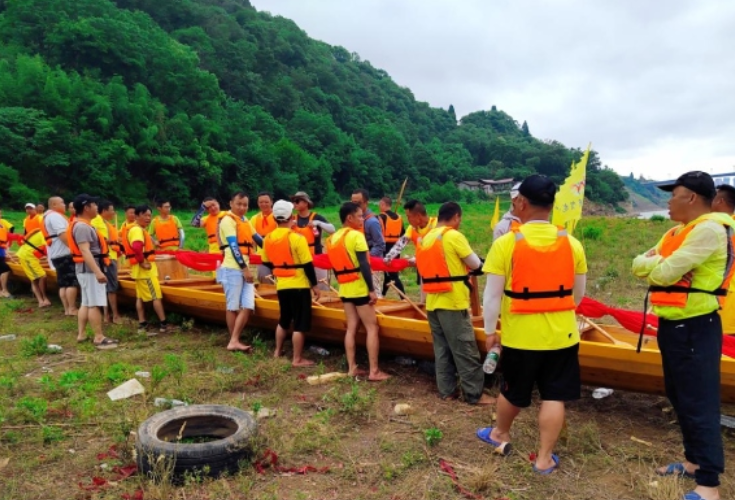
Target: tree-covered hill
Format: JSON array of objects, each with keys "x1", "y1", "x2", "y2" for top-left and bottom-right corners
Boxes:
[{"x1": 0, "y1": 0, "x2": 629, "y2": 207}]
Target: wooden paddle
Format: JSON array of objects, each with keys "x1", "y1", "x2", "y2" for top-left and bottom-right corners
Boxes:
[
  {"x1": 393, "y1": 177, "x2": 408, "y2": 213},
  {"x1": 386, "y1": 281, "x2": 428, "y2": 320},
  {"x1": 578, "y1": 315, "x2": 631, "y2": 347}
]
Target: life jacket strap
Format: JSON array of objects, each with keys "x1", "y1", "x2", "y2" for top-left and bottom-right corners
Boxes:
[
  {"x1": 334, "y1": 267, "x2": 360, "y2": 276},
  {"x1": 504, "y1": 286, "x2": 573, "y2": 300},
  {"x1": 648, "y1": 285, "x2": 727, "y2": 297}
]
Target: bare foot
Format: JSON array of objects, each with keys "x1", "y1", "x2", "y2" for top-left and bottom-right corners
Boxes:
[
  {"x1": 227, "y1": 342, "x2": 252, "y2": 352},
  {"x1": 39, "y1": 302, "x2": 52, "y2": 308},
  {"x1": 273, "y1": 350, "x2": 283, "y2": 358},
  {"x1": 348, "y1": 368, "x2": 369, "y2": 377},
  {"x1": 66, "y1": 309, "x2": 79, "y2": 316},
  {"x1": 112, "y1": 317, "x2": 124, "y2": 325},
  {"x1": 491, "y1": 427, "x2": 511, "y2": 444},
  {"x1": 292, "y1": 359, "x2": 316, "y2": 367},
  {"x1": 368, "y1": 371, "x2": 391, "y2": 382},
  {"x1": 475, "y1": 394, "x2": 496, "y2": 406}
]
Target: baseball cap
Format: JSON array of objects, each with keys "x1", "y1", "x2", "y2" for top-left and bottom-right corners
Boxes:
[
  {"x1": 272, "y1": 200, "x2": 294, "y2": 222},
  {"x1": 72, "y1": 193, "x2": 98, "y2": 214},
  {"x1": 518, "y1": 175, "x2": 557, "y2": 206},
  {"x1": 510, "y1": 182, "x2": 522, "y2": 199},
  {"x1": 657, "y1": 171, "x2": 716, "y2": 198},
  {"x1": 24, "y1": 203, "x2": 36, "y2": 209},
  {"x1": 290, "y1": 191, "x2": 314, "y2": 208}
]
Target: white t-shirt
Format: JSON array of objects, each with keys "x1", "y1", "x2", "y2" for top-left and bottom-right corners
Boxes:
[{"x1": 44, "y1": 211, "x2": 71, "y2": 259}]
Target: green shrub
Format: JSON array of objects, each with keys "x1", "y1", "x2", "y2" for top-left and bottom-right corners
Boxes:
[
  {"x1": 20, "y1": 335, "x2": 52, "y2": 357},
  {"x1": 650, "y1": 214, "x2": 666, "y2": 222},
  {"x1": 581, "y1": 226, "x2": 603, "y2": 241}
]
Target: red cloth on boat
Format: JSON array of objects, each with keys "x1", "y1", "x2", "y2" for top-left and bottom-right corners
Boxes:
[
  {"x1": 7, "y1": 233, "x2": 23, "y2": 246},
  {"x1": 158, "y1": 250, "x2": 223, "y2": 272},
  {"x1": 248, "y1": 253, "x2": 410, "y2": 272}
]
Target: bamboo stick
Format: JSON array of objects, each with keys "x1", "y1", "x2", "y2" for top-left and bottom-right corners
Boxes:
[{"x1": 386, "y1": 281, "x2": 428, "y2": 320}]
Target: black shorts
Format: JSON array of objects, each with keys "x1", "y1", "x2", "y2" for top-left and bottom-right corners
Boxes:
[
  {"x1": 340, "y1": 295, "x2": 370, "y2": 307},
  {"x1": 499, "y1": 344, "x2": 581, "y2": 408},
  {"x1": 104, "y1": 261, "x2": 119, "y2": 293},
  {"x1": 277, "y1": 288, "x2": 313, "y2": 332},
  {"x1": 0, "y1": 257, "x2": 9, "y2": 275},
  {"x1": 51, "y1": 255, "x2": 79, "y2": 288}
]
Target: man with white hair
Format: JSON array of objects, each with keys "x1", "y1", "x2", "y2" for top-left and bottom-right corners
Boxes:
[{"x1": 492, "y1": 182, "x2": 522, "y2": 241}]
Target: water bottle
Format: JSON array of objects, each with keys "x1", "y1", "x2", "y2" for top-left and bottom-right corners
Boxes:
[
  {"x1": 0, "y1": 334, "x2": 17, "y2": 341},
  {"x1": 394, "y1": 356, "x2": 417, "y2": 366},
  {"x1": 154, "y1": 397, "x2": 187, "y2": 408},
  {"x1": 308, "y1": 345, "x2": 329, "y2": 356},
  {"x1": 483, "y1": 345, "x2": 502, "y2": 374},
  {"x1": 592, "y1": 388, "x2": 614, "y2": 399}
]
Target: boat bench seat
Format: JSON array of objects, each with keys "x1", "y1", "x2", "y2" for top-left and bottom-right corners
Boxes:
[{"x1": 375, "y1": 303, "x2": 415, "y2": 314}]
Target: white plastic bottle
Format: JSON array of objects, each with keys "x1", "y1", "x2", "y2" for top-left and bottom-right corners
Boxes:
[{"x1": 483, "y1": 345, "x2": 502, "y2": 374}]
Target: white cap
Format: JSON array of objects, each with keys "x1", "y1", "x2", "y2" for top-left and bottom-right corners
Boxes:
[
  {"x1": 272, "y1": 200, "x2": 294, "y2": 222},
  {"x1": 24, "y1": 203, "x2": 36, "y2": 209},
  {"x1": 510, "y1": 182, "x2": 522, "y2": 199}
]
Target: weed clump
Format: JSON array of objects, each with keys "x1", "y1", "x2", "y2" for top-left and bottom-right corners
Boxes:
[{"x1": 20, "y1": 334, "x2": 53, "y2": 357}]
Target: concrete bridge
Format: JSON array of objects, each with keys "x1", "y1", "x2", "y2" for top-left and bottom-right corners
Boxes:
[{"x1": 645, "y1": 172, "x2": 735, "y2": 188}]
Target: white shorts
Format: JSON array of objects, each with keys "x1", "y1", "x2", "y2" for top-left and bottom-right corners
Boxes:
[
  {"x1": 220, "y1": 267, "x2": 255, "y2": 312},
  {"x1": 77, "y1": 273, "x2": 108, "y2": 307}
]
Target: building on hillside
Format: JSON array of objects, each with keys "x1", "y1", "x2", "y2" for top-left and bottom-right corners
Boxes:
[{"x1": 457, "y1": 178, "x2": 515, "y2": 194}]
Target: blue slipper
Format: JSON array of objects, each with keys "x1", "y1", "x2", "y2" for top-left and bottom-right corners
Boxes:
[
  {"x1": 683, "y1": 492, "x2": 705, "y2": 500},
  {"x1": 475, "y1": 427, "x2": 512, "y2": 455},
  {"x1": 532, "y1": 454, "x2": 560, "y2": 475},
  {"x1": 656, "y1": 462, "x2": 696, "y2": 479}
]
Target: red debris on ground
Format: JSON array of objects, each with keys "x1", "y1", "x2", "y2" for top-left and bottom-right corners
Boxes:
[
  {"x1": 439, "y1": 459, "x2": 483, "y2": 500},
  {"x1": 254, "y1": 449, "x2": 330, "y2": 475}
]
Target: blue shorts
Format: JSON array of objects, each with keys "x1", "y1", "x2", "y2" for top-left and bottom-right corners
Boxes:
[{"x1": 220, "y1": 267, "x2": 255, "y2": 312}]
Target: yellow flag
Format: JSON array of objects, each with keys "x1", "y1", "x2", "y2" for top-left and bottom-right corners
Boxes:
[
  {"x1": 490, "y1": 196, "x2": 500, "y2": 228},
  {"x1": 552, "y1": 143, "x2": 590, "y2": 234}
]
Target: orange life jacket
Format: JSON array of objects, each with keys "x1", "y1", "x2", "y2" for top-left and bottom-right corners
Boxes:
[
  {"x1": 104, "y1": 220, "x2": 120, "y2": 255},
  {"x1": 218, "y1": 213, "x2": 255, "y2": 257},
  {"x1": 416, "y1": 227, "x2": 469, "y2": 294},
  {"x1": 41, "y1": 211, "x2": 68, "y2": 246},
  {"x1": 204, "y1": 211, "x2": 226, "y2": 246},
  {"x1": 510, "y1": 220, "x2": 521, "y2": 232},
  {"x1": 264, "y1": 231, "x2": 306, "y2": 277},
  {"x1": 24, "y1": 215, "x2": 42, "y2": 234},
  {"x1": 22, "y1": 229, "x2": 47, "y2": 258},
  {"x1": 293, "y1": 212, "x2": 318, "y2": 255},
  {"x1": 119, "y1": 221, "x2": 135, "y2": 252},
  {"x1": 122, "y1": 225, "x2": 156, "y2": 265},
  {"x1": 0, "y1": 223, "x2": 7, "y2": 250},
  {"x1": 252, "y1": 212, "x2": 278, "y2": 237},
  {"x1": 67, "y1": 219, "x2": 110, "y2": 267},
  {"x1": 649, "y1": 222, "x2": 731, "y2": 308},
  {"x1": 326, "y1": 229, "x2": 361, "y2": 284},
  {"x1": 380, "y1": 213, "x2": 403, "y2": 244},
  {"x1": 409, "y1": 217, "x2": 437, "y2": 246},
  {"x1": 504, "y1": 226, "x2": 576, "y2": 314},
  {"x1": 152, "y1": 216, "x2": 179, "y2": 248}
]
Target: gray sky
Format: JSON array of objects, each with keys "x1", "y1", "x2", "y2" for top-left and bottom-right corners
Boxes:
[{"x1": 251, "y1": 0, "x2": 735, "y2": 180}]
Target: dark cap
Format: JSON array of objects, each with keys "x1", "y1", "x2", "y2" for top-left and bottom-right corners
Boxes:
[
  {"x1": 72, "y1": 193, "x2": 98, "y2": 214},
  {"x1": 657, "y1": 171, "x2": 716, "y2": 198},
  {"x1": 518, "y1": 174, "x2": 556, "y2": 206}
]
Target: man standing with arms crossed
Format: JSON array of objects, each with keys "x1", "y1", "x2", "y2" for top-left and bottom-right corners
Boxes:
[
  {"x1": 479, "y1": 175, "x2": 587, "y2": 475},
  {"x1": 44, "y1": 196, "x2": 79, "y2": 315},
  {"x1": 633, "y1": 171, "x2": 731, "y2": 500}
]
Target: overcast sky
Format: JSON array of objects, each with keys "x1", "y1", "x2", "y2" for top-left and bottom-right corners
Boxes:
[{"x1": 251, "y1": 0, "x2": 735, "y2": 181}]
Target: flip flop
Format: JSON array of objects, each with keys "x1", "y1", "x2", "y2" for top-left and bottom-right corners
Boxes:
[
  {"x1": 532, "y1": 454, "x2": 560, "y2": 475},
  {"x1": 682, "y1": 491, "x2": 706, "y2": 500},
  {"x1": 656, "y1": 462, "x2": 696, "y2": 480},
  {"x1": 476, "y1": 427, "x2": 512, "y2": 455},
  {"x1": 94, "y1": 337, "x2": 119, "y2": 350}
]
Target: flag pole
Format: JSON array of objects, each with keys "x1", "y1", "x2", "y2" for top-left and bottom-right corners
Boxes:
[{"x1": 393, "y1": 178, "x2": 408, "y2": 213}]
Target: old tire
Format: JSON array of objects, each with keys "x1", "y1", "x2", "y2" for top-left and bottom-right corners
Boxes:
[{"x1": 136, "y1": 404, "x2": 257, "y2": 480}]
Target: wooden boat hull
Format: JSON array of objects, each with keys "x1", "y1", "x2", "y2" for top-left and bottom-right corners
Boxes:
[{"x1": 8, "y1": 260, "x2": 735, "y2": 403}]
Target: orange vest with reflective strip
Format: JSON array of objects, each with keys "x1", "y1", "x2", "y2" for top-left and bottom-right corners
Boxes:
[
  {"x1": 380, "y1": 213, "x2": 403, "y2": 244},
  {"x1": 22, "y1": 229, "x2": 47, "y2": 258},
  {"x1": 122, "y1": 225, "x2": 156, "y2": 264},
  {"x1": 326, "y1": 229, "x2": 361, "y2": 284},
  {"x1": 0, "y1": 223, "x2": 7, "y2": 250},
  {"x1": 293, "y1": 212, "x2": 317, "y2": 255},
  {"x1": 416, "y1": 227, "x2": 468, "y2": 294},
  {"x1": 409, "y1": 217, "x2": 437, "y2": 246},
  {"x1": 264, "y1": 231, "x2": 306, "y2": 277},
  {"x1": 504, "y1": 226, "x2": 576, "y2": 314},
  {"x1": 41, "y1": 211, "x2": 68, "y2": 246},
  {"x1": 219, "y1": 213, "x2": 255, "y2": 257},
  {"x1": 67, "y1": 219, "x2": 110, "y2": 267},
  {"x1": 252, "y1": 212, "x2": 277, "y2": 237},
  {"x1": 152, "y1": 216, "x2": 179, "y2": 248},
  {"x1": 650, "y1": 222, "x2": 732, "y2": 308},
  {"x1": 204, "y1": 211, "x2": 226, "y2": 246}
]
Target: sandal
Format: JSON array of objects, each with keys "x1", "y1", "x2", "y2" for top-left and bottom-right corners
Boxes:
[
  {"x1": 532, "y1": 454, "x2": 560, "y2": 475},
  {"x1": 656, "y1": 462, "x2": 696, "y2": 479},
  {"x1": 94, "y1": 338, "x2": 119, "y2": 350},
  {"x1": 476, "y1": 427, "x2": 512, "y2": 456}
]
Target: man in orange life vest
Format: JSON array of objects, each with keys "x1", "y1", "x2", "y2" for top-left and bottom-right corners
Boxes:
[
  {"x1": 124, "y1": 205, "x2": 169, "y2": 336},
  {"x1": 351, "y1": 188, "x2": 385, "y2": 297},
  {"x1": 480, "y1": 175, "x2": 587, "y2": 475},
  {"x1": 217, "y1": 191, "x2": 257, "y2": 352},
  {"x1": 711, "y1": 184, "x2": 735, "y2": 335},
  {"x1": 327, "y1": 202, "x2": 390, "y2": 381},
  {"x1": 44, "y1": 196, "x2": 79, "y2": 315},
  {"x1": 262, "y1": 200, "x2": 321, "y2": 366},
  {"x1": 251, "y1": 191, "x2": 278, "y2": 283},
  {"x1": 291, "y1": 191, "x2": 335, "y2": 290},
  {"x1": 633, "y1": 172, "x2": 733, "y2": 500},
  {"x1": 23, "y1": 203, "x2": 42, "y2": 235},
  {"x1": 150, "y1": 199, "x2": 184, "y2": 251},
  {"x1": 68, "y1": 194, "x2": 117, "y2": 350},
  {"x1": 378, "y1": 196, "x2": 405, "y2": 296},
  {"x1": 191, "y1": 197, "x2": 226, "y2": 255},
  {"x1": 414, "y1": 201, "x2": 492, "y2": 404},
  {"x1": 92, "y1": 200, "x2": 123, "y2": 324}
]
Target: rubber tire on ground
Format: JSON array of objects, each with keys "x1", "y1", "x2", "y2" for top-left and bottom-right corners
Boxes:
[{"x1": 136, "y1": 404, "x2": 257, "y2": 480}]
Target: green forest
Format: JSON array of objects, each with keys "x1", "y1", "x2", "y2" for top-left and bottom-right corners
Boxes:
[{"x1": 0, "y1": 0, "x2": 630, "y2": 207}]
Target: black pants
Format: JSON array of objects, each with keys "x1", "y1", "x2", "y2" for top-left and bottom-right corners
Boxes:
[
  {"x1": 658, "y1": 311, "x2": 724, "y2": 487},
  {"x1": 381, "y1": 242, "x2": 405, "y2": 297}
]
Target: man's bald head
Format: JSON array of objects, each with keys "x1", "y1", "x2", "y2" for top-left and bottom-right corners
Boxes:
[{"x1": 48, "y1": 196, "x2": 65, "y2": 212}]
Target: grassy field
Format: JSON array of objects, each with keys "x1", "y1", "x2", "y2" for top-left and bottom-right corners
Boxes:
[{"x1": 2, "y1": 203, "x2": 735, "y2": 500}]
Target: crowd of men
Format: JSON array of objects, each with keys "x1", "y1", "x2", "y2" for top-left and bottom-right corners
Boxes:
[{"x1": 0, "y1": 172, "x2": 731, "y2": 497}]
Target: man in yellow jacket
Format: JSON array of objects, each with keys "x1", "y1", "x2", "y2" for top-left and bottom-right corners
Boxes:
[{"x1": 632, "y1": 171, "x2": 732, "y2": 500}]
